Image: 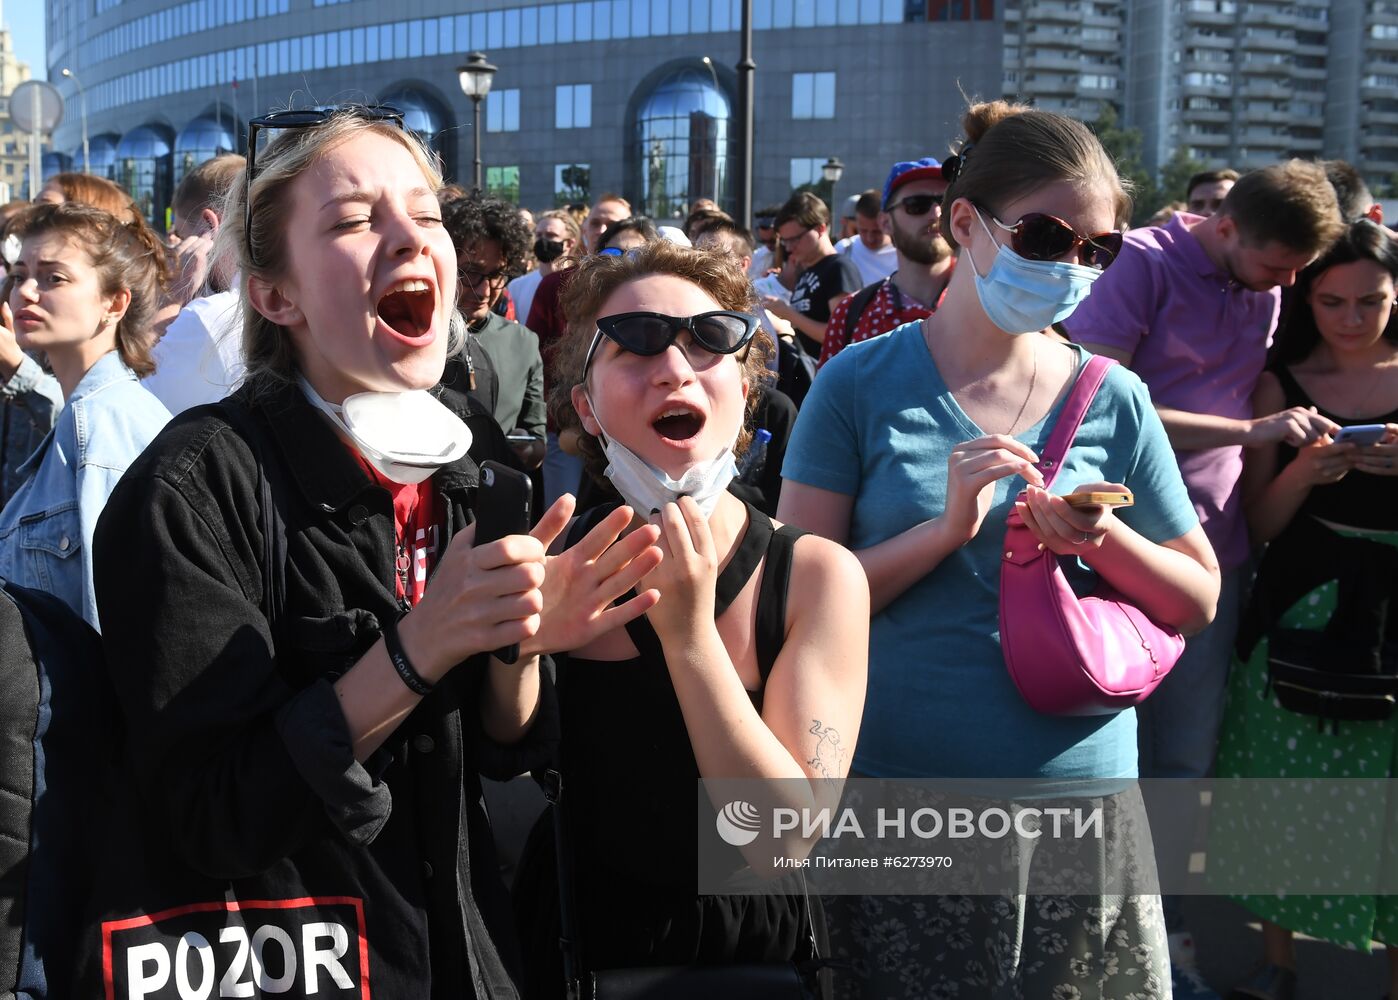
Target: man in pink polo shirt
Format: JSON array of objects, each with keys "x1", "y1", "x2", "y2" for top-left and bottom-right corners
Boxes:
[{"x1": 1065, "y1": 160, "x2": 1343, "y2": 999}]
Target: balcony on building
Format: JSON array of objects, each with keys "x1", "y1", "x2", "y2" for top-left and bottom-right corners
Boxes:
[
  {"x1": 1367, "y1": 2, "x2": 1398, "y2": 29},
  {"x1": 1183, "y1": 1, "x2": 1237, "y2": 28},
  {"x1": 1023, "y1": 25, "x2": 1082, "y2": 51},
  {"x1": 1186, "y1": 28, "x2": 1234, "y2": 49},
  {"x1": 1238, "y1": 54, "x2": 1291, "y2": 77},
  {"x1": 1363, "y1": 101, "x2": 1398, "y2": 126},
  {"x1": 1244, "y1": 3, "x2": 1298, "y2": 29},
  {"x1": 1242, "y1": 104, "x2": 1290, "y2": 126},
  {"x1": 1184, "y1": 106, "x2": 1232, "y2": 123},
  {"x1": 1023, "y1": 0, "x2": 1083, "y2": 24},
  {"x1": 1182, "y1": 128, "x2": 1232, "y2": 147},
  {"x1": 1241, "y1": 80, "x2": 1292, "y2": 100},
  {"x1": 1240, "y1": 27, "x2": 1293, "y2": 51},
  {"x1": 1024, "y1": 73, "x2": 1078, "y2": 96},
  {"x1": 1024, "y1": 51, "x2": 1085, "y2": 72}
]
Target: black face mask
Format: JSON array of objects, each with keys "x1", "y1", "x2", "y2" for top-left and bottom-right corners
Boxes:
[{"x1": 534, "y1": 238, "x2": 566, "y2": 263}]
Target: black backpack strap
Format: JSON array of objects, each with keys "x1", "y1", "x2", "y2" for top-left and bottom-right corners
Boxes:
[
  {"x1": 755, "y1": 524, "x2": 809, "y2": 685},
  {"x1": 842, "y1": 280, "x2": 884, "y2": 339},
  {"x1": 215, "y1": 399, "x2": 287, "y2": 636}
]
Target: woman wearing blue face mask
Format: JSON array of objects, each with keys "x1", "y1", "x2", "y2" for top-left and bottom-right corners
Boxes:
[{"x1": 779, "y1": 100, "x2": 1222, "y2": 997}]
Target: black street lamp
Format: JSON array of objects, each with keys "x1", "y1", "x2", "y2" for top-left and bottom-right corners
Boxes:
[
  {"x1": 457, "y1": 52, "x2": 498, "y2": 193},
  {"x1": 822, "y1": 156, "x2": 845, "y2": 216},
  {"x1": 736, "y1": 0, "x2": 755, "y2": 229}
]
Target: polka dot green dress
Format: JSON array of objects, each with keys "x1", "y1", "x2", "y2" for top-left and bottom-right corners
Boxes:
[{"x1": 1214, "y1": 530, "x2": 1398, "y2": 950}]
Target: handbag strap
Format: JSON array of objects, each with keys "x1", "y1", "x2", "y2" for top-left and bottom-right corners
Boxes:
[{"x1": 1033, "y1": 353, "x2": 1116, "y2": 490}]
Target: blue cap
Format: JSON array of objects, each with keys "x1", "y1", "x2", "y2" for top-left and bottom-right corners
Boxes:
[{"x1": 882, "y1": 158, "x2": 946, "y2": 209}]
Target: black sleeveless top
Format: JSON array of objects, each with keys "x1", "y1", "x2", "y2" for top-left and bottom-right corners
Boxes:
[
  {"x1": 1275, "y1": 366, "x2": 1398, "y2": 530},
  {"x1": 513, "y1": 502, "x2": 819, "y2": 989}
]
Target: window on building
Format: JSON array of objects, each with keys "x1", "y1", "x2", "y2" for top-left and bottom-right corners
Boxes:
[
  {"x1": 486, "y1": 89, "x2": 521, "y2": 132},
  {"x1": 555, "y1": 84, "x2": 594, "y2": 129},
  {"x1": 791, "y1": 71, "x2": 836, "y2": 119},
  {"x1": 789, "y1": 157, "x2": 823, "y2": 188},
  {"x1": 486, "y1": 166, "x2": 521, "y2": 203},
  {"x1": 554, "y1": 163, "x2": 591, "y2": 206}
]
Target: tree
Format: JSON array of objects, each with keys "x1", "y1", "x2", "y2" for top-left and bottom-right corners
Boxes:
[
  {"x1": 1156, "y1": 146, "x2": 1208, "y2": 208},
  {"x1": 554, "y1": 164, "x2": 591, "y2": 208},
  {"x1": 1088, "y1": 103, "x2": 1159, "y2": 227}
]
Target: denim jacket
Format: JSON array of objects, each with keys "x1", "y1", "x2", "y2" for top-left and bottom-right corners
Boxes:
[
  {"x1": 0, "y1": 351, "x2": 171, "y2": 629},
  {"x1": 0, "y1": 355, "x2": 63, "y2": 508}
]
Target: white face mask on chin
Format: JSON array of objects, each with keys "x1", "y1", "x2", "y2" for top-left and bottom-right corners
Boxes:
[
  {"x1": 300, "y1": 377, "x2": 472, "y2": 484},
  {"x1": 585, "y1": 392, "x2": 738, "y2": 518}
]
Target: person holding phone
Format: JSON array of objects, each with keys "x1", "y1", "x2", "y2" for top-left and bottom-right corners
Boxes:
[
  {"x1": 511, "y1": 240, "x2": 869, "y2": 997},
  {"x1": 77, "y1": 108, "x2": 660, "y2": 997},
  {"x1": 777, "y1": 100, "x2": 1220, "y2": 996},
  {"x1": 1214, "y1": 219, "x2": 1398, "y2": 1000}
]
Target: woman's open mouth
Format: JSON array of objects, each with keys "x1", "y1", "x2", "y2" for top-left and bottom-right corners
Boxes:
[
  {"x1": 376, "y1": 278, "x2": 437, "y2": 345},
  {"x1": 652, "y1": 405, "x2": 706, "y2": 443}
]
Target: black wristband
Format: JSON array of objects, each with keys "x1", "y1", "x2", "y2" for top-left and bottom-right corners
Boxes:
[{"x1": 383, "y1": 619, "x2": 434, "y2": 697}]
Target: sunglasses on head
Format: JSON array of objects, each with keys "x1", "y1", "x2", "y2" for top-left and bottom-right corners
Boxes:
[
  {"x1": 244, "y1": 104, "x2": 405, "y2": 267},
  {"x1": 885, "y1": 193, "x2": 945, "y2": 217},
  {"x1": 583, "y1": 311, "x2": 759, "y2": 374},
  {"x1": 977, "y1": 205, "x2": 1123, "y2": 270}
]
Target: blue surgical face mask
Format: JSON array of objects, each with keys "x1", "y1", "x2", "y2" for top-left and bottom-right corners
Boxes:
[{"x1": 968, "y1": 210, "x2": 1102, "y2": 335}]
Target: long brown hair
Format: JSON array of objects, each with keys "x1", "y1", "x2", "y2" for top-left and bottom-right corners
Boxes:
[{"x1": 5, "y1": 203, "x2": 168, "y2": 376}]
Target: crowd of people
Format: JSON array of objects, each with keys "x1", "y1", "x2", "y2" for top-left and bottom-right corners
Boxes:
[{"x1": 0, "y1": 94, "x2": 1394, "y2": 1000}]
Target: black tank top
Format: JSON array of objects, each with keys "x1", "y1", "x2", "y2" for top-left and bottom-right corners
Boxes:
[
  {"x1": 1274, "y1": 366, "x2": 1398, "y2": 530},
  {"x1": 558, "y1": 500, "x2": 806, "y2": 889}
]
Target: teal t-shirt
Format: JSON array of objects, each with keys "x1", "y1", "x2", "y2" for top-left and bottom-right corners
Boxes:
[{"x1": 783, "y1": 322, "x2": 1200, "y2": 780}]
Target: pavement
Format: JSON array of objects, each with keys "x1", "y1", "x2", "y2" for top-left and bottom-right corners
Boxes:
[{"x1": 1186, "y1": 894, "x2": 1391, "y2": 999}]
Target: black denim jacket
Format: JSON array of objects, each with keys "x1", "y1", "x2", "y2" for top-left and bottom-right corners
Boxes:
[{"x1": 80, "y1": 378, "x2": 556, "y2": 1000}]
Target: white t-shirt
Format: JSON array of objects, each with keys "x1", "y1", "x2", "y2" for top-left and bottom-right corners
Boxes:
[
  {"x1": 508, "y1": 269, "x2": 544, "y2": 329},
  {"x1": 145, "y1": 290, "x2": 245, "y2": 415},
  {"x1": 747, "y1": 245, "x2": 774, "y2": 279},
  {"x1": 836, "y1": 235, "x2": 897, "y2": 286}
]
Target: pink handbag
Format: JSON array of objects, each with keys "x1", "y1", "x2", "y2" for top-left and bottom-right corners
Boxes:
[{"x1": 999, "y1": 354, "x2": 1185, "y2": 716}]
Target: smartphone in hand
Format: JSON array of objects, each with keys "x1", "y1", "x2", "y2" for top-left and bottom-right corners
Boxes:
[
  {"x1": 474, "y1": 461, "x2": 533, "y2": 664},
  {"x1": 1333, "y1": 424, "x2": 1388, "y2": 447},
  {"x1": 1062, "y1": 489, "x2": 1134, "y2": 509}
]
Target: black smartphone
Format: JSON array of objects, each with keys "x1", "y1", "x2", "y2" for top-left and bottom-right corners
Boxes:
[{"x1": 473, "y1": 461, "x2": 533, "y2": 664}]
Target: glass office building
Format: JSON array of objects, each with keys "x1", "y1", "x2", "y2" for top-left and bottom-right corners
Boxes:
[{"x1": 46, "y1": 0, "x2": 1000, "y2": 228}]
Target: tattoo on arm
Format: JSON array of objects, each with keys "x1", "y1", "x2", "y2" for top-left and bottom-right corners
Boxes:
[{"x1": 807, "y1": 719, "x2": 845, "y2": 779}]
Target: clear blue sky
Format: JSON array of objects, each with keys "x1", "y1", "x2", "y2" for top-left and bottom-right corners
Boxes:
[{"x1": 11, "y1": 2, "x2": 47, "y2": 81}]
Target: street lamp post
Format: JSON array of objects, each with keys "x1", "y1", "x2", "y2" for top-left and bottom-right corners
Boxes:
[
  {"x1": 457, "y1": 52, "x2": 498, "y2": 194},
  {"x1": 60, "y1": 67, "x2": 89, "y2": 175},
  {"x1": 700, "y1": 56, "x2": 720, "y2": 206},
  {"x1": 821, "y1": 156, "x2": 844, "y2": 217},
  {"x1": 736, "y1": 0, "x2": 755, "y2": 230}
]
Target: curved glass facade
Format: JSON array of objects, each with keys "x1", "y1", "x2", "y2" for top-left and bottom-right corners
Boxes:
[
  {"x1": 42, "y1": 152, "x2": 74, "y2": 183},
  {"x1": 174, "y1": 112, "x2": 238, "y2": 185},
  {"x1": 380, "y1": 86, "x2": 455, "y2": 178},
  {"x1": 79, "y1": 134, "x2": 122, "y2": 181},
  {"x1": 633, "y1": 65, "x2": 730, "y2": 219},
  {"x1": 116, "y1": 123, "x2": 175, "y2": 227}
]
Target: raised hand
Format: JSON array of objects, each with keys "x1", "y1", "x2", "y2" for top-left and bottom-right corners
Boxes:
[
  {"x1": 397, "y1": 521, "x2": 548, "y2": 681},
  {"x1": 639, "y1": 497, "x2": 719, "y2": 643},
  {"x1": 943, "y1": 435, "x2": 1046, "y2": 545},
  {"x1": 522, "y1": 496, "x2": 663, "y2": 657}
]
